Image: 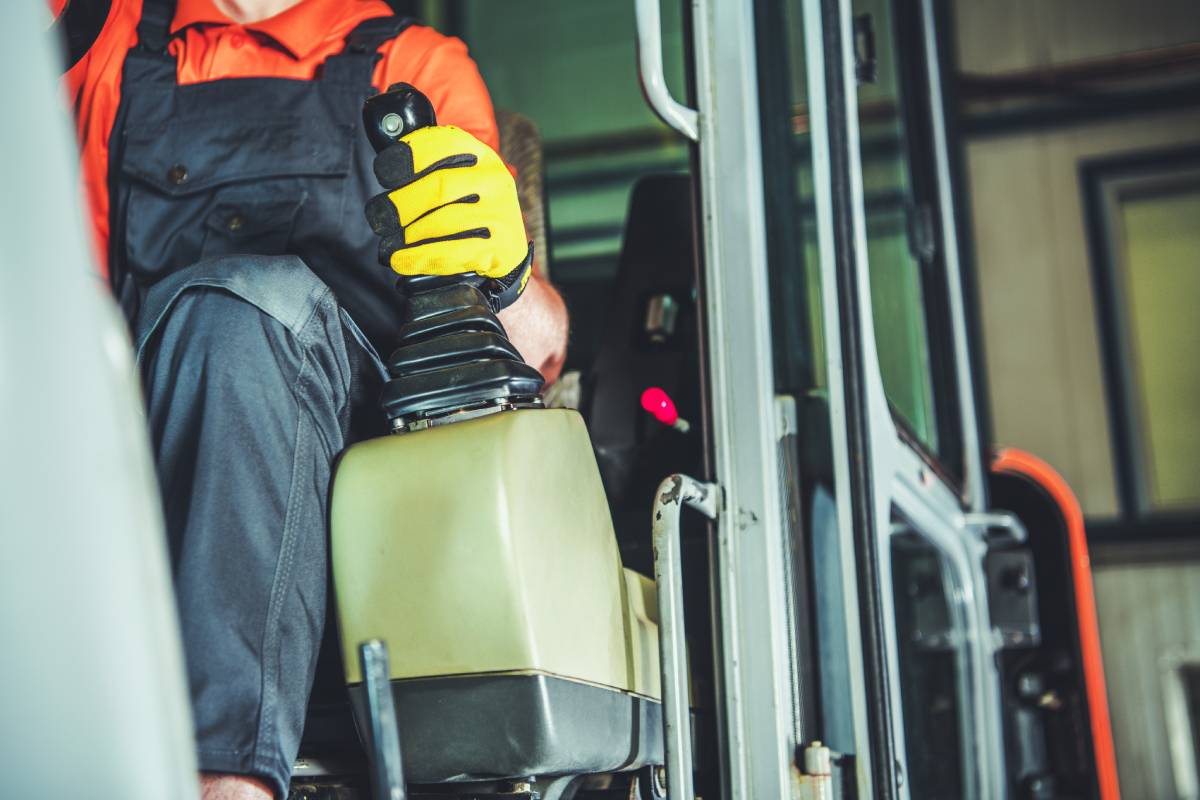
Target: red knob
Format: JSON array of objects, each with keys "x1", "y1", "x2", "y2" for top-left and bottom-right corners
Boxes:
[{"x1": 641, "y1": 386, "x2": 690, "y2": 432}]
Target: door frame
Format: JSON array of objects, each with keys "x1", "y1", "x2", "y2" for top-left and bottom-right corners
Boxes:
[{"x1": 637, "y1": 0, "x2": 1015, "y2": 794}]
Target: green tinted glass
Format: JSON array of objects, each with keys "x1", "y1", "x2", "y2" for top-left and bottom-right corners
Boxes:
[
  {"x1": 460, "y1": 0, "x2": 689, "y2": 268},
  {"x1": 1118, "y1": 188, "x2": 1200, "y2": 510},
  {"x1": 853, "y1": 0, "x2": 940, "y2": 450}
]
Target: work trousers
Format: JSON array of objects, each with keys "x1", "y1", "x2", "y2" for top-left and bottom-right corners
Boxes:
[{"x1": 131, "y1": 255, "x2": 388, "y2": 798}]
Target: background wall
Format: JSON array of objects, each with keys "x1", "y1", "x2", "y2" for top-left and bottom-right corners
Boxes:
[
  {"x1": 1093, "y1": 561, "x2": 1200, "y2": 799},
  {"x1": 955, "y1": 0, "x2": 1200, "y2": 74},
  {"x1": 952, "y1": 1, "x2": 1200, "y2": 796},
  {"x1": 954, "y1": 0, "x2": 1200, "y2": 517},
  {"x1": 965, "y1": 110, "x2": 1200, "y2": 516}
]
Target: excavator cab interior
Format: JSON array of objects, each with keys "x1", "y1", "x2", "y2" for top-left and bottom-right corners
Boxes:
[{"x1": 25, "y1": 1, "x2": 1135, "y2": 799}]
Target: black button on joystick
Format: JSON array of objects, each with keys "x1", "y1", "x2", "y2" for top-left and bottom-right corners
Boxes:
[{"x1": 362, "y1": 82, "x2": 437, "y2": 153}]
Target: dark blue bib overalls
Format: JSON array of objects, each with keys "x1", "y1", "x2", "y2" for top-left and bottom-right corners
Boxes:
[
  {"x1": 107, "y1": 2, "x2": 410, "y2": 793},
  {"x1": 112, "y1": 0, "x2": 413, "y2": 353}
]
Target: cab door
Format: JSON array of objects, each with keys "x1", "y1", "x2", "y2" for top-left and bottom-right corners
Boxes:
[
  {"x1": 749, "y1": 0, "x2": 1008, "y2": 796},
  {"x1": 638, "y1": 0, "x2": 1115, "y2": 797}
]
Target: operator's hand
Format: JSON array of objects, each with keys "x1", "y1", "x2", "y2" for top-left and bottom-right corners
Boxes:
[{"x1": 365, "y1": 125, "x2": 533, "y2": 310}]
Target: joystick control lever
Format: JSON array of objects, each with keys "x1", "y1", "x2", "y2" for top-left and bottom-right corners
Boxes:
[
  {"x1": 361, "y1": 83, "x2": 544, "y2": 429},
  {"x1": 363, "y1": 83, "x2": 474, "y2": 297}
]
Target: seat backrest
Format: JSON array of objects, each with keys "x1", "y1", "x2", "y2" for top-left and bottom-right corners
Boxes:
[
  {"x1": 497, "y1": 109, "x2": 550, "y2": 280},
  {"x1": 584, "y1": 174, "x2": 705, "y2": 554}
]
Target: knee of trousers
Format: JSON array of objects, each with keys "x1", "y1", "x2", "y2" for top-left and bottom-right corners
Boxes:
[
  {"x1": 150, "y1": 288, "x2": 309, "y2": 378},
  {"x1": 136, "y1": 260, "x2": 355, "y2": 413}
]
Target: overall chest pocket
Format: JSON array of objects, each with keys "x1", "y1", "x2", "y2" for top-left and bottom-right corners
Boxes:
[{"x1": 118, "y1": 116, "x2": 354, "y2": 282}]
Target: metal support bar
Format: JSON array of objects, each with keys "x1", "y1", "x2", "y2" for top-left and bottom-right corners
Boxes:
[
  {"x1": 634, "y1": 0, "x2": 699, "y2": 141},
  {"x1": 690, "y1": 0, "x2": 799, "y2": 795},
  {"x1": 918, "y1": 0, "x2": 988, "y2": 512},
  {"x1": 652, "y1": 474, "x2": 720, "y2": 800},
  {"x1": 963, "y1": 510, "x2": 1028, "y2": 546},
  {"x1": 359, "y1": 640, "x2": 407, "y2": 800}
]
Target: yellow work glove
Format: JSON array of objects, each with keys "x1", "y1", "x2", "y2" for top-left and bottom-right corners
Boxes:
[{"x1": 364, "y1": 125, "x2": 533, "y2": 309}]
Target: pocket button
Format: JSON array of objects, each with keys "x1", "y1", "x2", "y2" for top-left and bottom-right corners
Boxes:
[
  {"x1": 167, "y1": 164, "x2": 189, "y2": 186},
  {"x1": 227, "y1": 213, "x2": 244, "y2": 232}
]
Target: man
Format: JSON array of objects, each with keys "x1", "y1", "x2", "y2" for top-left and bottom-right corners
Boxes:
[{"x1": 62, "y1": 1, "x2": 568, "y2": 797}]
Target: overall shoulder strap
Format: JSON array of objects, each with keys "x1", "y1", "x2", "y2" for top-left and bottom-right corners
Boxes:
[
  {"x1": 322, "y1": 15, "x2": 415, "y2": 85},
  {"x1": 135, "y1": 0, "x2": 176, "y2": 54}
]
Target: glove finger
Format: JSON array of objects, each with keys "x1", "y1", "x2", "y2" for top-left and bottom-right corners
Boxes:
[
  {"x1": 372, "y1": 141, "x2": 416, "y2": 191},
  {"x1": 405, "y1": 200, "x2": 529, "y2": 277},
  {"x1": 379, "y1": 152, "x2": 480, "y2": 195},
  {"x1": 365, "y1": 190, "x2": 402, "y2": 236},
  {"x1": 404, "y1": 199, "x2": 497, "y2": 244},
  {"x1": 369, "y1": 152, "x2": 486, "y2": 231},
  {"x1": 386, "y1": 165, "x2": 490, "y2": 228},
  {"x1": 388, "y1": 234, "x2": 510, "y2": 278},
  {"x1": 377, "y1": 230, "x2": 407, "y2": 269},
  {"x1": 400, "y1": 125, "x2": 495, "y2": 174}
]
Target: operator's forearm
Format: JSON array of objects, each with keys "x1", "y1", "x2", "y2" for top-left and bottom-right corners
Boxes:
[{"x1": 498, "y1": 273, "x2": 568, "y2": 385}]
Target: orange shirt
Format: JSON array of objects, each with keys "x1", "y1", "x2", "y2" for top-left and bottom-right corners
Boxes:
[{"x1": 64, "y1": 0, "x2": 500, "y2": 279}]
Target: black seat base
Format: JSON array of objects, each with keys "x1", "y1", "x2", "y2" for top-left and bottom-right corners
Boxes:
[{"x1": 348, "y1": 673, "x2": 663, "y2": 784}]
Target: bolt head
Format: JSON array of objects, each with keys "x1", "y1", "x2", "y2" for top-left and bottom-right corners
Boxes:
[{"x1": 382, "y1": 112, "x2": 404, "y2": 136}]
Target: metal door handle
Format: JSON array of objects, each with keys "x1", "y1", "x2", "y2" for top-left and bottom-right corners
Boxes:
[
  {"x1": 634, "y1": 0, "x2": 699, "y2": 141},
  {"x1": 651, "y1": 474, "x2": 721, "y2": 799}
]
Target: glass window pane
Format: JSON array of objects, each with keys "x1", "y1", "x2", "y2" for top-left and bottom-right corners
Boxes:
[
  {"x1": 459, "y1": 0, "x2": 690, "y2": 371},
  {"x1": 853, "y1": 0, "x2": 942, "y2": 453},
  {"x1": 461, "y1": 0, "x2": 689, "y2": 268},
  {"x1": 772, "y1": 0, "x2": 948, "y2": 445},
  {"x1": 867, "y1": 212, "x2": 938, "y2": 445},
  {"x1": 1117, "y1": 187, "x2": 1200, "y2": 510},
  {"x1": 770, "y1": 12, "x2": 827, "y2": 397}
]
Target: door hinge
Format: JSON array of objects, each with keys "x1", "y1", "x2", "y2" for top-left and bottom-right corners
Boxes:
[{"x1": 792, "y1": 742, "x2": 856, "y2": 800}]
